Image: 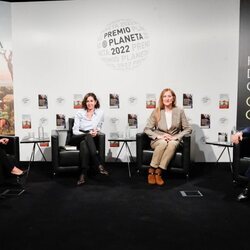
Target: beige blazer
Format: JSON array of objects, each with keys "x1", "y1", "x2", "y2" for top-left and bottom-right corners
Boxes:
[{"x1": 144, "y1": 107, "x2": 192, "y2": 143}]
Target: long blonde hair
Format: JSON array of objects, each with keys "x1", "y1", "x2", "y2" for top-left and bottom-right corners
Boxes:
[{"x1": 155, "y1": 88, "x2": 176, "y2": 122}]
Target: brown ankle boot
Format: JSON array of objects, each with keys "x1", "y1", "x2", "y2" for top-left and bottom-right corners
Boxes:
[
  {"x1": 148, "y1": 167, "x2": 156, "y2": 185},
  {"x1": 155, "y1": 168, "x2": 164, "y2": 186}
]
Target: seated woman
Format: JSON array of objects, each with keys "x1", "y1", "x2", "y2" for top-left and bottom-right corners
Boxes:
[
  {"x1": 144, "y1": 88, "x2": 192, "y2": 186},
  {"x1": 0, "y1": 138, "x2": 26, "y2": 184},
  {"x1": 231, "y1": 127, "x2": 250, "y2": 201},
  {"x1": 69, "y1": 92, "x2": 109, "y2": 186}
]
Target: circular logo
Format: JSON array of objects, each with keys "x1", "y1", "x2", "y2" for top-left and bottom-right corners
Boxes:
[
  {"x1": 201, "y1": 96, "x2": 211, "y2": 105},
  {"x1": 247, "y1": 82, "x2": 250, "y2": 92},
  {"x1": 56, "y1": 97, "x2": 65, "y2": 105},
  {"x1": 246, "y1": 96, "x2": 250, "y2": 107},
  {"x1": 97, "y1": 19, "x2": 150, "y2": 70},
  {"x1": 246, "y1": 110, "x2": 250, "y2": 120},
  {"x1": 128, "y1": 96, "x2": 138, "y2": 105},
  {"x1": 219, "y1": 117, "x2": 228, "y2": 125},
  {"x1": 22, "y1": 97, "x2": 31, "y2": 105},
  {"x1": 39, "y1": 117, "x2": 48, "y2": 126}
]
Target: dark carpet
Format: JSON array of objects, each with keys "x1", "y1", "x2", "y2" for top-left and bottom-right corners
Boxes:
[{"x1": 0, "y1": 163, "x2": 249, "y2": 250}]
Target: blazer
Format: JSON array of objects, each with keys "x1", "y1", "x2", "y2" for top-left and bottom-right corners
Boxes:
[{"x1": 144, "y1": 107, "x2": 192, "y2": 143}]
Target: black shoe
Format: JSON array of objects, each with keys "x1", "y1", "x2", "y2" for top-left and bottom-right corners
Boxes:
[
  {"x1": 98, "y1": 165, "x2": 109, "y2": 176},
  {"x1": 16, "y1": 170, "x2": 28, "y2": 186},
  {"x1": 77, "y1": 174, "x2": 86, "y2": 186},
  {"x1": 237, "y1": 188, "x2": 249, "y2": 202}
]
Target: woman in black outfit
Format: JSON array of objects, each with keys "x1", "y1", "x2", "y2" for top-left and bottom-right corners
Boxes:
[{"x1": 0, "y1": 138, "x2": 26, "y2": 183}]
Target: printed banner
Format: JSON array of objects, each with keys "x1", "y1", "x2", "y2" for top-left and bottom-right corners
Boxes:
[
  {"x1": 237, "y1": 0, "x2": 250, "y2": 129},
  {"x1": 0, "y1": 43, "x2": 14, "y2": 135}
]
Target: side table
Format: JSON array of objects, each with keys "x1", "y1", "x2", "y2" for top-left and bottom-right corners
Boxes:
[
  {"x1": 108, "y1": 137, "x2": 136, "y2": 177},
  {"x1": 20, "y1": 137, "x2": 50, "y2": 181},
  {"x1": 206, "y1": 141, "x2": 234, "y2": 181}
]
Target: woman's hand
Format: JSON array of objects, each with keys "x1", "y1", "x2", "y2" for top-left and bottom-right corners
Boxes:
[
  {"x1": 89, "y1": 129, "x2": 98, "y2": 137},
  {"x1": 0, "y1": 138, "x2": 9, "y2": 144},
  {"x1": 163, "y1": 133, "x2": 173, "y2": 141},
  {"x1": 157, "y1": 133, "x2": 173, "y2": 141}
]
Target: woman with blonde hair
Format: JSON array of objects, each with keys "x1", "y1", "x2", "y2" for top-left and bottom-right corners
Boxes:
[{"x1": 144, "y1": 88, "x2": 192, "y2": 185}]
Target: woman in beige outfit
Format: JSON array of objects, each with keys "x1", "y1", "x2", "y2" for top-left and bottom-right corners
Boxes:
[{"x1": 144, "y1": 88, "x2": 192, "y2": 185}]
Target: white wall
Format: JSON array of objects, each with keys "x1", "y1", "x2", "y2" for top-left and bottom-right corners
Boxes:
[{"x1": 10, "y1": 0, "x2": 240, "y2": 162}]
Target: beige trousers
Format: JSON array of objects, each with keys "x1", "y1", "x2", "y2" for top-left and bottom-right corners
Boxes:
[{"x1": 150, "y1": 139, "x2": 179, "y2": 170}]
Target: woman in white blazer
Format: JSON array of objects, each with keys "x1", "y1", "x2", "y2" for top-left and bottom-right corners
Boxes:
[{"x1": 144, "y1": 88, "x2": 192, "y2": 185}]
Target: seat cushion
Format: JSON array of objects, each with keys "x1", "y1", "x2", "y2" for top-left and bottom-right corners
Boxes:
[
  {"x1": 59, "y1": 150, "x2": 80, "y2": 166},
  {"x1": 142, "y1": 149, "x2": 183, "y2": 170}
]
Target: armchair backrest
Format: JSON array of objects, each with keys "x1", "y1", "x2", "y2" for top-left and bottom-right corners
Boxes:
[{"x1": 65, "y1": 118, "x2": 74, "y2": 145}]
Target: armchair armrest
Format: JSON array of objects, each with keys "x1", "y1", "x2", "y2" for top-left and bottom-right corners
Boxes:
[
  {"x1": 51, "y1": 130, "x2": 60, "y2": 170},
  {"x1": 233, "y1": 143, "x2": 240, "y2": 163},
  {"x1": 98, "y1": 132, "x2": 106, "y2": 163},
  {"x1": 0, "y1": 135, "x2": 20, "y2": 161},
  {"x1": 136, "y1": 132, "x2": 151, "y2": 170},
  {"x1": 181, "y1": 134, "x2": 191, "y2": 173}
]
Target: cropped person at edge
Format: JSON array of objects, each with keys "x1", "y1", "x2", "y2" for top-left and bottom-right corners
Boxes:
[
  {"x1": 0, "y1": 138, "x2": 27, "y2": 184},
  {"x1": 144, "y1": 88, "x2": 192, "y2": 186},
  {"x1": 69, "y1": 93, "x2": 109, "y2": 186},
  {"x1": 231, "y1": 127, "x2": 250, "y2": 201}
]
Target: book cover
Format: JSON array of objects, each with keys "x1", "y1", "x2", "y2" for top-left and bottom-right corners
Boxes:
[
  {"x1": 38, "y1": 94, "x2": 48, "y2": 109},
  {"x1": 56, "y1": 114, "x2": 66, "y2": 129},
  {"x1": 146, "y1": 93, "x2": 156, "y2": 109},
  {"x1": 128, "y1": 114, "x2": 138, "y2": 128},
  {"x1": 183, "y1": 93, "x2": 193, "y2": 109},
  {"x1": 73, "y1": 94, "x2": 83, "y2": 109},
  {"x1": 109, "y1": 93, "x2": 119, "y2": 108},
  {"x1": 22, "y1": 114, "x2": 31, "y2": 129},
  {"x1": 200, "y1": 114, "x2": 210, "y2": 129},
  {"x1": 219, "y1": 94, "x2": 229, "y2": 109}
]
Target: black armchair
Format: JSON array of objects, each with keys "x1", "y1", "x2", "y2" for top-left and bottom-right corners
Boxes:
[
  {"x1": 232, "y1": 137, "x2": 250, "y2": 184},
  {"x1": 51, "y1": 118, "x2": 105, "y2": 175},
  {"x1": 0, "y1": 135, "x2": 20, "y2": 162},
  {"x1": 136, "y1": 132, "x2": 191, "y2": 178}
]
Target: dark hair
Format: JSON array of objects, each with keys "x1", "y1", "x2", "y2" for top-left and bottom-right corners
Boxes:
[{"x1": 82, "y1": 92, "x2": 100, "y2": 110}]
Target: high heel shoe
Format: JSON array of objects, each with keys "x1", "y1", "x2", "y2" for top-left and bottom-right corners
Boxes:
[
  {"x1": 16, "y1": 170, "x2": 28, "y2": 185},
  {"x1": 77, "y1": 174, "x2": 86, "y2": 186},
  {"x1": 98, "y1": 165, "x2": 109, "y2": 175}
]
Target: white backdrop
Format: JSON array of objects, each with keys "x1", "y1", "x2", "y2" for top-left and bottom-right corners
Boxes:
[{"x1": 5, "y1": 0, "x2": 240, "y2": 161}]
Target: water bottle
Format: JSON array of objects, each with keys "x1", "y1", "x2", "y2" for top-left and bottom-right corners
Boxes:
[
  {"x1": 125, "y1": 124, "x2": 130, "y2": 138},
  {"x1": 38, "y1": 126, "x2": 44, "y2": 139},
  {"x1": 231, "y1": 126, "x2": 236, "y2": 136}
]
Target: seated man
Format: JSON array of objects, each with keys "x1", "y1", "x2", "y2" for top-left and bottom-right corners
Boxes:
[
  {"x1": 0, "y1": 138, "x2": 26, "y2": 184},
  {"x1": 231, "y1": 127, "x2": 250, "y2": 201}
]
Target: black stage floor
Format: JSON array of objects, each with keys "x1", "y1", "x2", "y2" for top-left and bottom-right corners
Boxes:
[{"x1": 0, "y1": 163, "x2": 249, "y2": 250}]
